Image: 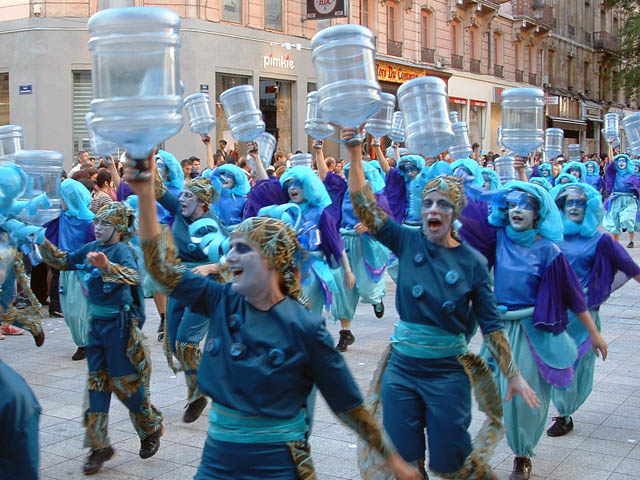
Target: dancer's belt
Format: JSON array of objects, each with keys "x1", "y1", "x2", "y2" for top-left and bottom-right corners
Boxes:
[
  {"x1": 89, "y1": 303, "x2": 122, "y2": 318},
  {"x1": 207, "y1": 401, "x2": 307, "y2": 444},
  {"x1": 390, "y1": 320, "x2": 468, "y2": 359},
  {"x1": 612, "y1": 192, "x2": 635, "y2": 197},
  {"x1": 498, "y1": 306, "x2": 535, "y2": 321}
]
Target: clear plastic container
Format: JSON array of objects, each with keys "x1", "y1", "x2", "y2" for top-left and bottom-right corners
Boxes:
[
  {"x1": 397, "y1": 76, "x2": 454, "y2": 156},
  {"x1": 494, "y1": 155, "x2": 517, "y2": 184},
  {"x1": 365, "y1": 93, "x2": 395, "y2": 139},
  {"x1": 448, "y1": 111, "x2": 473, "y2": 160},
  {"x1": 622, "y1": 112, "x2": 640, "y2": 156},
  {"x1": 253, "y1": 132, "x2": 277, "y2": 169},
  {"x1": 219, "y1": 85, "x2": 265, "y2": 142},
  {"x1": 183, "y1": 92, "x2": 215, "y2": 135},
  {"x1": 311, "y1": 25, "x2": 383, "y2": 127},
  {"x1": 544, "y1": 128, "x2": 564, "y2": 159},
  {"x1": 603, "y1": 113, "x2": 620, "y2": 143},
  {"x1": 14, "y1": 150, "x2": 63, "y2": 225},
  {"x1": 500, "y1": 87, "x2": 544, "y2": 156},
  {"x1": 389, "y1": 111, "x2": 405, "y2": 143},
  {"x1": 567, "y1": 144, "x2": 581, "y2": 162},
  {"x1": 304, "y1": 91, "x2": 335, "y2": 140},
  {"x1": 87, "y1": 7, "x2": 184, "y2": 161},
  {"x1": 85, "y1": 112, "x2": 118, "y2": 157},
  {"x1": 0, "y1": 125, "x2": 24, "y2": 163},
  {"x1": 289, "y1": 153, "x2": 313, "y2": 169},
  {"x1": 497, "y1": 126, "x2": 503, "y2": 150}
]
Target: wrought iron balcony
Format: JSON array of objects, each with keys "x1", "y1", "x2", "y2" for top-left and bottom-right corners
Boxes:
[
  {"x1": 512, "y1": 0, "x2": 554, "y2": 30},
  {"x1": 584, "y1": 32, "x2": 592, "y2": 45},
  {"x1": 421, "y1": 47, "x2": 435, "y2": 64},
  {"x1": 470, "y1": 58, "x2": 481, "y2": 73},
  {"x1": 516, "y1": 69, "x2": 524, "y2": 82},
  {"x1": 452, "y1": 54, "x2": 464, "y2": 70},
  {"x1": 593, "y1": 32, "x2": 620, "y2": 53},
  {"x1": 494, "y1": 64, "x2": 504, "y2": 78},
  {"x1": 387, "y1": 39, "x2": 403, "y2": 57},
  {"x1": 529, "y1": 73, "x2": 537, "y2": 85}
]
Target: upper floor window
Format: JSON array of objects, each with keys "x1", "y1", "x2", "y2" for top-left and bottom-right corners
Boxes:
[
  {"x1": 528, "y1": 45, "x2": 536, "y2": 74},
  {"x1": 222, "y1": 0, "x2": 242, "y2": 24},
  {"x1": 387, "y1": 2, "x2": 398, "y2": 41},
  {"x1": 360, "y1": 0, "x2": 372, "y2": 30},
  {"x1": 265, "y1": 0, "x2": 282, "y2": 31},
  {"x1": 421, "y1": 9, "x2": 431, "y2": 49},
  {"x1": 98, "y1": 0, "x2": 134, "y2": 9},
  {"x1": 451, "y1": 22, "x2": 462, "y2": 55},
  {"x1": 493, "y1": 32, "x2": 503, "y2": 65},
  {"x1": 470, "y1": 27, "x2": 480, "y2": 59}
]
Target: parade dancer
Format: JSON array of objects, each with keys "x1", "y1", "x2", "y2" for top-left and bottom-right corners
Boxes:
[
  {"x1": 460, "y1": 178, "x2": 607, "y2": 479},
  {"x1": 604, "y1": 154, "x2": 640, "y2": 247},
  {"x1": 154, "y1": 174, "x2": 226, "y2": 423},
  {"x1": 547, "y1": 183, "x2": 640, "y2": 436},
  {"x1": 584, "y1": 160, "x2": 605, "y2": 193},
  {"x1": 528, "y1": 177, "x2": 553, "y2": 192},
  {"x1": 128, "y1": 155, "x2": 422, "y2": 480},
  {"x1": 560, "y1": 161, "x2": 587, "y2": 183},
  {"x1": 44, "y1": 178, "x2": 96, "y2": 361},
  {"x1": 211, "y1": 164, "x2": 250, "y2": 228},
  {"x1": 39, "y1": 202, "x2": 163, "y2": 475},
  {"x1": 343, "y1": 130, "x2": 539, "y2": 480},
  {"x1": 481, "y1": 168, "x2": 501, "y2": 191}
]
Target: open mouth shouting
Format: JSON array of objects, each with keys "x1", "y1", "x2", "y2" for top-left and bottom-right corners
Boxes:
[{"x1": 426, "y1": 216, "x2": 443, "y2": 232}]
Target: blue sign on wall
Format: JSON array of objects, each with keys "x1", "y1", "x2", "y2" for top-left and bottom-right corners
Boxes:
[{"x1": 19, "y1": 84, "x2": 32, "y2": 95}]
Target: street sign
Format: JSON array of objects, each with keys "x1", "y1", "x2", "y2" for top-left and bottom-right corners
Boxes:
[
  {"x1": 306, "y1": 0, "x2": 346, "y2": 19},
  {"x1": 19, "y1": 84, "x2": 32, "y2": 95},
  {"x1": 544, "y1": 96, "x2": 559, "y2": 105}
]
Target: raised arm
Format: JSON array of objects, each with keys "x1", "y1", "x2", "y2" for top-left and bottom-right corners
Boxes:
[
  {"x1": 373, "y1": 138, "x2": 391, "y2": 175},
  {"x1": 202, "y1": 135, "x2": 215, "y2": 170},
  {"x1": 314, "y1": 140, "x2": 329, "y2": 181},
  {"x1": 106, "y1": 156, "x2": 121, "y2": 190},
  {"x1": 247, "y1": 141, "x2": 268, "y2": 181}
]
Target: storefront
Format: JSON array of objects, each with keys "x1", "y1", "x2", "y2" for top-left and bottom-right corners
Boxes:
[
  {"x1": 582, "y1": 100, "x2": 603, "y2": 155},
  {"x1": 545, "y1": 96, "x2": 587, "y2": 155}
]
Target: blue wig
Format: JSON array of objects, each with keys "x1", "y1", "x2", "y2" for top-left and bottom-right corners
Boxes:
[
  {"x1": 280, "y1": 166, "x2": 332, "y2": 210},
  {"x1": 550, "y1": 182, "x2": 603, "y2": 238},
  {"x1": 584, "y1": 160, "x2": 601, "y2": 178},
  {"x1": 529, "y1": 176, "x2": 552, "y2": 191},
  {"x1": 488, "y1": 180, "x2": 564, "y2": 243},
  {"x1": 554, "y1": 172, "x2": 579, "y2": 185},
  {"x1": 397, "y1": 155, "x2": 426, "y2": 183},
  {"x1": 344, "y1": 161, "x2": 386, "y2": 194},
  {"x1": 480, "y1": 168, "x2": 501, "y2": 191},
  {"x1": 561, "y1": 161, "x2": 587, "y2": 182},
  {"x1": 614, "y1": 154, "x2": 634, "y2": 175},
  {"x1": 450, "y1": 158, "x2": 484, "y2": 188},
  {"x1": 214, "y1": 164, "x2": 251, "y2": 197},
  {"x1": 631, "y1": 159, "x2": 640, "y2": 176},
  {"x1": 61, "y1": 179, "x2": 94, "y2": 221},
  {"x1": 156, "y1": 150, "x2": 184, "y2": 192}
]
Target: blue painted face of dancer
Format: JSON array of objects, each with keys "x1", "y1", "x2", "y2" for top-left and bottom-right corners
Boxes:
[
  {"x1": 93, "y1": 218, "x2": 119, "y2": 245},
  {"x1": 563, "y1": 189, "x2": 587, "y2": 224},
  {"x1": 226, "y1": 236, "x2": 272, "y2": 298},
  {"x1": 421, "y1": 191, "x2": 454, "y2": 244},
  {"x1": 506, "y1": 191, "x2": 539, "y2": 232},
  {"x1": 179, "y1": 189, "x2": 199, "y2": 218}
]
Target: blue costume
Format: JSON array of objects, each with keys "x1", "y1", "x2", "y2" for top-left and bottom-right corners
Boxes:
[
  {"x1": 604, "y1": 154, "x2": 640, "y2": 235},
  {"x1": 560, "y1": 161, "x2": 587, "y2": 183},
  {"x1": 481, "y1": 168, "x2": 501, "y2": 191},
  {"x1": 584, "y1": 160, "x2": 605, "y2": 192},
  {"x1": 212, "y1": 164, "x2": 250, "y2": 228}
]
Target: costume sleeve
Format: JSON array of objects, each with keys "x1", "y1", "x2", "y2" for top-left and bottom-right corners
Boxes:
[
  {"x1": 383, "y1": 168, "x2": 407, "y2": 223},
  {"x1": 157, "y1": 191, "x2": 180, "y2": 217},
  {"x1": 324, "y1": 171, "x2": 348, "y2": 206},
  {"x1": 605, "y1": 161, "x2": 616, "y2": 195},
  {"x1": 319, "y1": 208, "x2": 345, "y2": 268},
  {"x1": 39, "y1": 239, "x2": 84, "y2": 271},
  {"x1": 102, "y1": 262, "x2": 139, "y2": 285},
  {"x1": 242, "y1": 177, "x2": 288, "y2": 219},
  {"x1": 458, "y1": 200, "x2": 497, "y2": 268},
  {"x1": 470, "y1": 257, "x2": 504, "y2": 335},
  {"x1": 484, "y1": 330, "x2": 520, "y2": 379},
  {"x1": 117, "y1": 181, "x2": 134, "y2": 201},
  {"x1": 529, "y1": 165, "x2": 540, "y2": 179}
]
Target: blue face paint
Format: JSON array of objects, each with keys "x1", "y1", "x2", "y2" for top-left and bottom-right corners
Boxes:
[
  {"x1": 565, "y1": 198, "x2": 587, "y2": 209},
  {"x1": 505, "y1": 191, "x2": 538, "y2": 211},
  {"x1": 422, "y1": 198, "x2": 453, "y2": 212},
  {"x1": 282, "y1": 178, "x2": 303, "y2": 190}
]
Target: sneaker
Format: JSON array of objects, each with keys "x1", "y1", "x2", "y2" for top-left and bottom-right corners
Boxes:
[
  {"x1": 139, "y1": 428, "x2": 162, "y2": 459},
  {"x1": 183, "y1": 396, "x2": 208, "y2": 423},
  {"x1": 627, "y1": 241, "x2": 634, "y2": 249},
  {"x1": 1, "y1": 324, "x2": 24, "y2": 335},
  {"x1": 510, "y1": 456, "x2": 532, "y2": 480},
  {"x1": 546, "y1": 416, "x2": 573, "y2": 437},
  {"x1": 336, "y1": 329, "x2": 355, "y2": 352},
  {"x1": 72, "y1": 347, "x2": 87, "y2": 361},
  {"x1": 83, "y1": 446, "x2": 115, "y2": 475},
  {"x1": 373, "y1": 302, "x2": 385, "y2": 319},
  {"x1": 0, "y1": 332, "x2": 5, "y2": 340},
  {"x1": 49, "y1": 310, "x2": 64, "y2": 318}
]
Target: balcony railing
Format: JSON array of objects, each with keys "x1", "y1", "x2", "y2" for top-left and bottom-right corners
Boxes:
[
  {"x1": 567, "y1": 24, "x2": 575, "y2": 37},
  {"x1": 584, "y1": 32, "x2": 592, "y2": 44},
  {"x1": 452, "y1": 54, "x2": 464, "y2": 69},
  {"x1": 470, "y1": 58, "x2": 481, "y2": 73},
  {"x1": 421, "y1": 47, "x2": 435, "y2": 64},
  {"x1": 387, "y1": 39, "x2": 403, "y2": 57},
  {"x1": 516, "y1": 69, "x2": 524, "y2": 82},
  {"x1": 529, "y1": 73, "x2": 537, "y2": 85},
  {"x1": 594, "y1": 32, "x2": 620, "y2": 53},
  {"x1": 494, "y1": 64, "x2": 504, "y2": 78},
  {"x1": 512, "y1": 0, "x2": 554, "y2": 29}
]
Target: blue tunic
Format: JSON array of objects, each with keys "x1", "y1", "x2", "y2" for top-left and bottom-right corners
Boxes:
[
  {"x1": 214, "y1": 192, "x2": 247, "y2": 228},
  {"x1": 557, "y1": 232, "x2": 601, "y2": 289}
]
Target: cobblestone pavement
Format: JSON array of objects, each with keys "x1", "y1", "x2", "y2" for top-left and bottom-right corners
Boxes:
[{"x1": 2, "y1": 234, "x2": 640, "y2": 480}]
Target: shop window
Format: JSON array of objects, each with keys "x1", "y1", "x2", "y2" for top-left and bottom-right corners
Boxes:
[
  {"x1": 259, "y1": 79, "x2": 292, "y2": 155},
  {"x1": 215, "y1": 73, "x2": 250, "y2": 155},
  {"x1": 98, "y1": 0, "x2": 134, "y2": 9},
  {"x1": 0, "y1": 73, "x2": 8, "y2": 126},
  {"x1": 265, "y1": 0, "x2": 282, "y2": 31},
  {"x1": 222, "y1": 0, "x2": 242, "y2": 24}
]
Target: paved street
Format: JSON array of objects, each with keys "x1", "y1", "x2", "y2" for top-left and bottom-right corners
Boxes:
[{"x1": 2, "y1": 233, "x2": 640, "y2": 480}]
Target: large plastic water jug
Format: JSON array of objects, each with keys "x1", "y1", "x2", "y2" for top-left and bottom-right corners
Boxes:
[
  {"x1": 365, "y1": 93, "x2": 395, "y2": 139},
  {"x1": 603, "y1": 113, "x2": 620, "y2": 144},
  {"x1": 219, "y1": 85, "x2": 265, "y2": 142},
  {"x1": 494, "y1": 155, "x2": 517, "y2": 184},
  {"x1": 87, "y1": 7, "x2": 184, "y2": 165},
  {"x1": 448, "y1": 111, "x2": 472, "y2": 160},
  {"x1": 304, "y1": 91, "x2": 335, "y2": 140},
  {"x1": 544, "y1": 128, "x2": 563, "y2": 159},
  {"x1": 289, "y1": 153, "x2": 313, "y2": 169},
  {"x1": 397, "y1": 77, "x2": 454, "y2": 156},
  {"x1": 500, "y1": 88, "x2": 544, "y2": 156},
  {"x1": 311, "y1": 25, "x2": 383, "y2": 127},
  {"x1": 85, "y1": 112, "x2": 118, "y2": 157},
  {"x1": 14, "y1": 150, "x2": 63, "y2": 225},
  {"x1": 567, "y1": 144, "x2": 581, "y2": 163},
  {"x1": 251, "y1": 132, "x2": 277, "y2": 170},
  {"x1": 389, "y1": 111, "x2": 405, "y2": 143},
  {"x1": 622, "y1": 112, "x2": 640, "y2": 156},
  {"x1": 0, "y1": 125, "x2": 23, "y2": 164},
  {"x1": 497, "y1": 126, "x2": 504, "y2": 150},
  {"x1": 183, "y1": 93, "x2": 215, "y2": 135}
]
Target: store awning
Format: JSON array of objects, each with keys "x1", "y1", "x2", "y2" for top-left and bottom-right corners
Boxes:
[{"x1": 548, "y1": 116, "x2": 587, "y2": 132}]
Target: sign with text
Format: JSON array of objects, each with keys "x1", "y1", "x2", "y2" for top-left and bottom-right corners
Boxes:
[
  {"x1": 377, "y1": 61, "x2": 425, "y2": 84},
  {"x1": 19, "y1": 84, "x2": 32, "y2": 95},
  {"x1": 544, "y1": 96, "x2": 559, "y2": 105},
  {"x1": 306, "y1": 0, "x2": 346, "y2": 19}
]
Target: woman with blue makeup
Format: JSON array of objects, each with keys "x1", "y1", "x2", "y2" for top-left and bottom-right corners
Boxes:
[
  {"x1": 604, "y1": 154, "x2": 640, "y2": 247},
  {"x1": 212, "y1": 164, "x2": 251, "y2": 228}
]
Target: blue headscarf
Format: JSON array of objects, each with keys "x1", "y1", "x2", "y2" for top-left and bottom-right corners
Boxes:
[
  {"x1": 550, "y1": 183, "x2": 603, "y2": 238},
  {"x1": 480, "y1": 168, "x2": 501, "y2": 191},
  {"x1": 344, "y1": 161, "x2": 386, "y2": 194},
  {"x1": 614, "y1": 154, "x2": 633, "y2": 174},
  {"x1": 407, "y1": 161, "x2": 453, "y2": 222},
  {"x1": 488, "y1": 180, "x2": 564, "y2": 243},
  {"x1": 554, "y1": 172, "x2": 579, "y2": 185},
  {"x1": 214, "y1": 164, "x2": 251, "y2": 197},
  {"x1": 280, "y1": 166, "x2": 332, "y2": 210},
  {"x1": 397, "y1": 155, "x2": 426, "y2": 183},
  {"x1": 561, "y1": 161, "x2": 587, "y2": 182},
  {"x1": 529, "y1": 176, "x2": 552, "y2": 191},
  {"x1": 450, "y1": 158, "x2": 484, "y2": 188},
  {"x1": 156, "y1": 150, "x2": 184, "y2": 192},
  {"x1": 538, "y1": 163, "x2": 553, "y2": 178},
  {"x1": 585, "y1": 160, "x2": 601, "y2": 179},
  {"x1": 631, "y1": 159, "x2": 640, "y2": 176},
  {"x1": 367, "y1": 160, "x2": 386, "y2": 180},
  {"x1": 61, "y1": 179, "x2": 94, "y2": 220}
]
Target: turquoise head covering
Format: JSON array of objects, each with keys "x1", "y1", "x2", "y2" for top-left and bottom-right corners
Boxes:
[
  {"x1": 631, "y1": 159, "x2": 640, "y2": 176},
  {"x1": 397, "y1": 155, "x2": 426, "y2": 183},
  {"x1": 214, "y1": 164, "x2": 251, "y2": 196},
  {"x1": 488, "y1": 180, "x2": 564, "y2": 243},
  {"x1": 407, "y1": 161, "x2": 453, "y2": 222},
  {"x1": 61, "y1": 178, "x2": 94, "y2": 221},
  {"x1": 450, "y1": 158, "x2": 484, "y2": 188},
  {"x1": 554, "y1": 172, "x2": 579, "y2": 185},
  {"x1": 614, "y1": 154, "x2": 633, "y2": 174},
  {"x1": 585, "y1": 160, "x2": 601, "y2": 178},
  {"x1": 344, "y1": 161, "x2": 386, "y2": 194},
  {"x1": 561, "y1": 161, "x2": 587, "y2": 182},
  {"x1": 156, "y1": 150, "x2": 184, "y2": 191},
  {"x1": 480, "y1": 168, "x2": 501, "y2": 191},
  {"x1": 280, "y1": 166, "x2": 332, "y2": 210},
  {"x1": 538, "y1": 163, "x2": 553, "y2": 178},
  {"x1": 368, "y1": 160, "x2": 386, "y2": 180},
  {"x1": 550, "y1": 182, "x2": 603, "y2": 238},
  {"x1": 529, "y1": 176, "x2": 553, "y2": 191}
]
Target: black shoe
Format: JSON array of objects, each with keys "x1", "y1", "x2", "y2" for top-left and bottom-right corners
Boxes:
[
  {"x1": 139, "y1": 428, "x2": 162, "y2": 459},
  {"x1": 50, "y1": 310, "x2": 64, "y2": 318},
  {"x1": 510, "y1": 456, "x2": 532, "y2": 480},
  {"x1": 83, "y1": 446, "x2": 115, "y2": 475},
  {"x1": 547, "y1": 416, "x2": 573, "y2": 437},
  {"x1": 373, "y1": 302, "x2": 385, "y2": 319},
  {"x1": 336, "y1": 329, "x2": 355, "y2": 352},
  {"x1": 183, "y1": 396, "x2": 208, "y2": 423},
  {"x1": 628, "y1": 241, "x2": 634, "y2": 249},
  {"x1": 157, "y1": 315, "x2": 165, "y2": 342},
  {"x1": 33, "y1": 330, "x2": 45, "y2": 348},
  {"x1": 72, "y1": 347, "x2": 87, "y2": 361}
]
